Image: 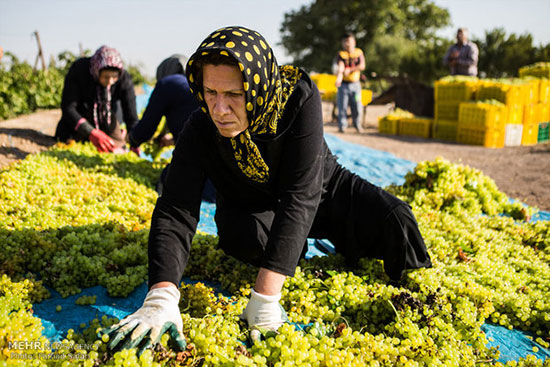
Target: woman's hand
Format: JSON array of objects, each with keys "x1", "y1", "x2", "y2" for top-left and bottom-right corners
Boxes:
[
  {"x1": 240, "y1": 268, "x2": 288, "y2": 342},
  {"x1": 240, "y1": 288, "x2": 288, "y2": 342},
  {"x1": 98, "y1": 284, "x2": 186, "y2": 356},
  {"x1": 89, "y1": 129, "x2": 115, "y2": 152},
  {"x1": 156, "y1": 133, "x2": 175, "y2": 147}
]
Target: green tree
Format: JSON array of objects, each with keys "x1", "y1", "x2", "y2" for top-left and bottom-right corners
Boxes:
[
  {"x1": 125, "y1": 63, "x2": 149, "y2": 86},
  {"x1": 475, "y1": 28, "x2": 538, "y2": 78},
  {"x1": 535, "y1": 43, "x2": 550, "y2": 61},
  {"x1": 280, "y1": 0, "x2": 450, "y2": 82}
]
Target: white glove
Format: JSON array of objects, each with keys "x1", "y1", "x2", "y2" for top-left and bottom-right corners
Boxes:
[
  {"x1": 240, "y1": 289, "x2": 288, "y2": 342},
  {"x1": 99, "y1": 286, "x2": 186, "y2": 354}
]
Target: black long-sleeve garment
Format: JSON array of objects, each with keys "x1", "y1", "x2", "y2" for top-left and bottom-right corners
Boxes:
[
  {"x1": 55, "y1": 57, "x2": 138, "y2": 141},
  {"x1": 128, "y1": 74, "x2": 198, "y2": 148},
  {"x1": 148, "y1": 74, "x2": 428, "y2": 287}
]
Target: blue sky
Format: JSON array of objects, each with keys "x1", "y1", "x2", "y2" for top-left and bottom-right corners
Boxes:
[{"x1": 1, "y1": 0, "x2": 549, "y2": 78}]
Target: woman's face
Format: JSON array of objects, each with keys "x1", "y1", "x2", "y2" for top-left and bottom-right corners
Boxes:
[
  {"x1": 203, "y1": 64, "x2": 249, "y2": 138},
  {"x1": 98, "y1": 69, "x2": 120, "y2": 88}
]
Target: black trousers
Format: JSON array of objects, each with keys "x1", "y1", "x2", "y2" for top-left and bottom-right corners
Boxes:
[{"x1": 215, "y1": 165, "x2": 432, "y2": 281}]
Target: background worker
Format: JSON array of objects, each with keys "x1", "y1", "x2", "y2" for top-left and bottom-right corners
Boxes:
[
  {"x1": 335, "y1": 32, "x2": 365, "y2": 133},
  {"x1": 100, "y1": 26, "x2": 431, "y2": 355},
  {"x1": 443, "y1": 27, "x2": 479, "y2": 76},
  {"x1": 127, "y1": 54, "x2": 215, "y2": 201},
  {"x1": 55, "y1": 45, "x2": 138, "y2": 152},
  {"x1": 127, "y1": 54, "x2": 198, "y2": 150}
]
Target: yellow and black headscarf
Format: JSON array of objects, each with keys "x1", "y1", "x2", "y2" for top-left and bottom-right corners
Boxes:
[{"x1": 186, "y1": 26, "x2": 302, "y2": 183}]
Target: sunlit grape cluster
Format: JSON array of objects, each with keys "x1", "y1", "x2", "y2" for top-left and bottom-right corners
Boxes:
[
  {"x1": 1, "y1": 142, "x2": 549, "y2": 366},
  {"x1": 387, "y1": 157, "x2": 534, "y2": 219}
]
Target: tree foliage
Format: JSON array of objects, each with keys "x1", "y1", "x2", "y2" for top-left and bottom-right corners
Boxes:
[
  {"x1": 0, "y1": 50, "x2": 148, "y2": 120},
  {"x1": 0, "y1": 52, "x2": 65, "y2": 120},
  {"x1": 280, "y1": 1, "x2": 550, "y2": 84},
  {"x1": 280, "y1": 0, "x2": 450, "y2": 83},
  {"x1": 475, "y1": 28, "x2": 549, "y2": 78}
]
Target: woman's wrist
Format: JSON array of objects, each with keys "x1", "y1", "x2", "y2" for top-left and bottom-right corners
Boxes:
[
  {"x1": 254, "y1": 268, "x2": 286, "y2": 296},
  {"x1": 150, "y1": 281, "x2": 178, "y2": 290}
]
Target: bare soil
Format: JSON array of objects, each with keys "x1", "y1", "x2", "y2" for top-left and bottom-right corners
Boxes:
[{"x1": 1, "y1": 106, "x2": 549, "y2": 211}]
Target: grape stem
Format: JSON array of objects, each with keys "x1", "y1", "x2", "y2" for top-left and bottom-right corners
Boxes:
[{"x1": 387, "y1": 299, "x2": 400, "y2": 322}]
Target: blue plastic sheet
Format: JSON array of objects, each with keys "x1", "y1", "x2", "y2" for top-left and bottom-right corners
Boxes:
[
  {"x1": 135, "y1": 83, "x2": 154, "y2": 114},
  {"x1": 32, "y1": 126, "x2": 549, "y2": 362}
]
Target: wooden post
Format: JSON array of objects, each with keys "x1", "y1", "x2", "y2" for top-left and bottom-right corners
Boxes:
[{"x1": 32, "y1": 30, "x2": 46, "y2": 71}]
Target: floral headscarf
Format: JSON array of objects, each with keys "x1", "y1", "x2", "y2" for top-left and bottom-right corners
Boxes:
[
  {"x1": 186, "y1": 26, "x2": 302, "y2": 183},
  {"x1": 89, "y1": 46, "x2": 124, "y2": 130}
]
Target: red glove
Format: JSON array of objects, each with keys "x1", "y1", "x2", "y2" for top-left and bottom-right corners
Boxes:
[{"x1": 89, "y1": 129, "x2": 115, "y2": 152}]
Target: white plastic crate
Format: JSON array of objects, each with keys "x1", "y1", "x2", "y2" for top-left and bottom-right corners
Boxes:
[{"x1": 504, "y1": 124, "x2": 523, "y2": 146}]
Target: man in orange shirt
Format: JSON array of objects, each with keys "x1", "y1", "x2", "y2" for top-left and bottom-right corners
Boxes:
[{"x1": 335, "y1": 32, "x2": 365, "y2": 133}]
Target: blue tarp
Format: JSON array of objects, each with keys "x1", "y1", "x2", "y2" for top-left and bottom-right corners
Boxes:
[
  {"x1": 135, "y1": 83, "x2": 154, "y2": 114},
  {"x1": 32, "y1": 85, "x2": 549, "y2": 361}
]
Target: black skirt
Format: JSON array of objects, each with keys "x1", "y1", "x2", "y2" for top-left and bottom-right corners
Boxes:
[{"x1": 215, "y1": 163, "x2": 432, "y2": 281}]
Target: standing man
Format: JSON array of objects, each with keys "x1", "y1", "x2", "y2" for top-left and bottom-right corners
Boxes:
[
  {"x1": 335, "y1": 32, "x2": 365, "y2": 133},
  {"x1": 443, "y1": 28, "x2": 479, "y2": 76}
]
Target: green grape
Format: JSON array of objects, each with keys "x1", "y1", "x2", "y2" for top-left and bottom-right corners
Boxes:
[{"x1": 1, "y1": 143, "x2": 549, "y2": 366}]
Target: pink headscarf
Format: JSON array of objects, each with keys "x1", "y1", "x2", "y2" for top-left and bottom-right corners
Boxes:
[
  {"x1": 89, "y1": 45, "x2": 124, "y2": 80},
  {"x1": 89, "y1": 46, "x2": 124, "y2": 130}
]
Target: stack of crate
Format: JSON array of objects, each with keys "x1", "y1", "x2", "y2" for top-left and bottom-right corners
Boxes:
[
  {"x1": 433, "y1": 76, "x2": 479, "y2": 141},
  {"x1": 473, "y1": 79, "x2": 530, "y2": 146},
  {"x1": 456, "y1": 100, "x2": 509, "y2": 148},
  {"x1": 377, "y1": 108, "x2": 414, "y2": 135},
  {"x1": 398, "y1": 116, "x2": 433, "y2": 138},
  {"x1": 475, "y1": 78, "x2": 550, "y2": 146},
  {"x1": 519, "y1": 62, "x2": 550, "y2": 144}
]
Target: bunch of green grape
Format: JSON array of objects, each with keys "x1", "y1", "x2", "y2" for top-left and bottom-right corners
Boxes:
[
  {"x1": 75, "y1": 295, "x2": 97, "y2": 306},
  {"x1": 0, "y1": 142, "x2": 160, "y2": 232},
  {"x1": 1, "y1": 142, "x2": 550, "y2": 366},
  {"x1": 0, "y1": 223, "x2": 149, "y2": 298},
  {"x1": 387, "y1": 157, "x2": 533, "y2": 219}
]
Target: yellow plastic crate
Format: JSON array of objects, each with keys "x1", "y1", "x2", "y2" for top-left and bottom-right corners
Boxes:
[
  {"x1": 398, "y1": 117, "x2": 432, "y2": 138},
  {"x1": 432, "y1": 119, "x2": 458, "y2": 141},
  {"x1": 476, "y1": 81, "x2": 524, "y2": 105},
  {"x1": 434, "y1": 78, "x2": 478, "y2": 101},
  {"x1": 361, "y1": 89, "x2": 373, "y2": 106},
  {"x1": 321, "y1": 90, "x2": 337, "y2": 102},
  {"x1": 521, "y1": 123, "x2": 539, "y2": 146},
  {"x1": 457, "y1": 126, "x2": 505, "y2": 148},
  {"x1": 434, "y1": 101, "x2": 460, "y2": 121},
  {"x1": 535, "y1": 102, "x2": 550, "y2": 123},
  {"x1": 311, "y1": 73, "x2": 338, "y2": 102},
  {"x1": 523, "y1": 79, "x2": 540, "y2": 105},
  {"x1": 458, "y1": 102, "x2": 508, "y2": 130},
  {"x1": 311, "y1": 73, "x2": 337, "y2": 91},
  {"x1": 519, "y1": 62, "x2": 550, "y2": 79},
  {"x1": 378, "y1": 116, "x2": 399, "y2": 135},
  {"x1": 539, "y1": 79, "x2": 550, "y2": 103},
  {"x1": 523, "y1": 104, "x2": 537, "y2": 125},
  {"x1": 507, "y1": 105, "x2": 524, "y2": 124}
]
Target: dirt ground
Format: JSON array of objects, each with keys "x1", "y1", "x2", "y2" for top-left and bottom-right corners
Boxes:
[{"x1": 1, "y1": 106, "x2": 549, "y2": 211}]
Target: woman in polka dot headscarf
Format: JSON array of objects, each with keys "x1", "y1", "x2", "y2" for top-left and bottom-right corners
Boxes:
[
  {"x1": 186, "y1": 26, "x2": 302, "y2": 183},
  {"x1": 101, "y1": 26, "x2": 432, "y2": 353}
]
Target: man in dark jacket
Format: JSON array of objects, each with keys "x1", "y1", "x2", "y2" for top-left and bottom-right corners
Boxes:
[{"x1": 55, "y1": 45, "x2": 138, "y2": 152}]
